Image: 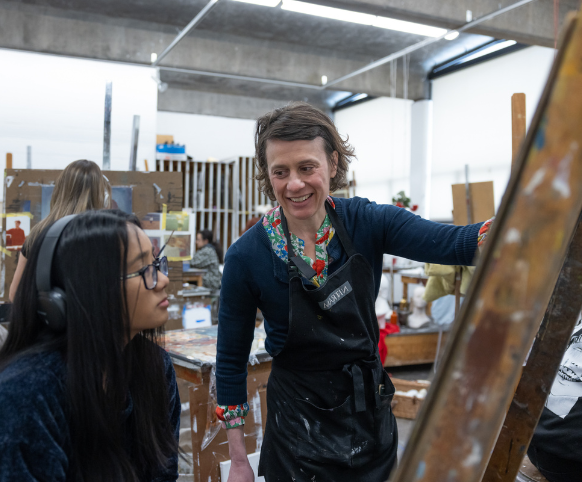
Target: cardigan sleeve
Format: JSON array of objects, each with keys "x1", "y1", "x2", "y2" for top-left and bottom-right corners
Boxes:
[
  {"x1": 355, "y1": 200, "x2": 482, "y2": 266},
  {"x1": 215, "y1": 242, "x2": 260, "y2": 406},
  {"x1": 0, "y1": 371, "x2": 69, "y2": 482}
]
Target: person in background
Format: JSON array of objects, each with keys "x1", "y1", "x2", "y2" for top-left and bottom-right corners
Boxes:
[
  {"x1": 9, "y1": 159, "x2": 111, "y2": 301},
  {"x1": 190, "y1": 229, "x2": 223, "y2": 290},
  {"x1": 0, "y1": 210, "x2": 180, "y2": 481},
  {"x1": 527, "y1": 315, "x2": 582, "y2": 482}
]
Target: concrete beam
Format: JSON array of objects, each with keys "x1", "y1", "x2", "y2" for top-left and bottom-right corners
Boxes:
[
  {"x1": 0, "y1": 1, "x2": 427, "y2": 100},
  {"x1": 159, "y1": 87, "x2": 308, "y2": 120},
  {"x1": 319, "y1": 0, "x2": 578, "y2": 48}
]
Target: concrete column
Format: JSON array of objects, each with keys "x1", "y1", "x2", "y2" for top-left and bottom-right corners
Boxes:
[{"x1": 410, "y1": 99, "x2": 433, "y2": 219}]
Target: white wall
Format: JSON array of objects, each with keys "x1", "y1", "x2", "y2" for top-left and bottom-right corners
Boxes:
[
  {"x1": 334, "y1": 97, "x2": 413, "y2": 205},
  {"x1": 0, "y1": 49, "x2": 158, "y2": 200},
  {"x1": 430, "y1": 46, "x2": 555, "y2": 220},
  {"x1": 156, "y1": 111, "x2": 256, "y2": 161}
]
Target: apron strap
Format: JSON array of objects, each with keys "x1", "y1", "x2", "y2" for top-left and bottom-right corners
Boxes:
[
  {"x1": 343, "y1": 363, "x2": 367, "y2": 413},
  {"x1": 325, "y1": 201, "x2": 357, "y2": 258},
  {"x1": 280, "y1": 208, "x2": 318, "y2": 280}
]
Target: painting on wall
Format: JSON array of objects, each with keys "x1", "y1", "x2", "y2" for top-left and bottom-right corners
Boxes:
[
  {"x1": 5, "y1": 215, "x2": 31, "y2": 251},
  {"x1": 163, "y1": 233, "x2": 191, "y2": 259}
]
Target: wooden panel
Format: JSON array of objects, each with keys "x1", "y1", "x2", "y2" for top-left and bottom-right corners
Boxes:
[
  {"x1": 384, "y1": 332, "x2": 442, "y2": 367},
  {"x1": 512, "y1": 93, "x2": 527, "y2": 169},
  {"x1": 1, "y1": 169, "x2": 182, "y2": 300},
  {"x1": 483, "y1": 216, "x2": 582, "y2": 481},
  {"x1": 156, "y1": 134, "x2": 174, "y2": 144},
  {"x1": 392, "y1": 13, "x2": 582, "y2": 482},
  {"x1": 451, "y1": 181, "x2": 495, "y2": 226}
]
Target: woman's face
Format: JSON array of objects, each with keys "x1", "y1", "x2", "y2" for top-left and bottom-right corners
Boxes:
[
  {"x1": 266, "y1": 137, "x2": 337, "y2": 227},
  {"x1": 125, "y1": 225, "x2": 169, "y2": 338},
  {"x1": 196, "y1": 233, "x2": 208, "y2": 249}
]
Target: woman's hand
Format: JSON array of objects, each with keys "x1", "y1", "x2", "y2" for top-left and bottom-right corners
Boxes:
[
  {"x1": 226, "y1": 425, "x2": 254, "y2": 482},
  {"x1": 227, "y1": 459, "x2": 255, "y2": 482}
]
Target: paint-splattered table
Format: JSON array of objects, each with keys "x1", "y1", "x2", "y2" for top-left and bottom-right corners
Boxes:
[{"x1": 165, "y1": 326, "x2": 271, "y2": 482}]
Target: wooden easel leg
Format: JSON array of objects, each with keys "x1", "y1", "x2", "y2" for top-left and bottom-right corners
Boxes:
[{"x1": 482, "y1": 215, "x2": 582, "y2": 482}]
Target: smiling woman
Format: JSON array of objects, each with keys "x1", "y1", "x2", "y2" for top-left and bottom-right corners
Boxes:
[
  {"x1": 0, "y1": 210, "x2": 180, "y2": 482},
  {"x1": 216, "y1": 101, "x2": 486, "y2": 482}
]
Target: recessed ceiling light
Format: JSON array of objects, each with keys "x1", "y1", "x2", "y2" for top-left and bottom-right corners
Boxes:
[
  {"x1": 444, "y1": 31, "x2": 460, "y2": 41},
  {"x1": 373, "y1": 17, "x2": 447, "y2": 37},
  {"x1": 151, "y1": 53, "x2": 158, "y2": 62},
  {"x1": 321, "y1": 75, "x2": 328, "y2": 85},
  {"x1": 233, "y1": 0, "x2": 281, "y2": 6},
  {"x1": 281, "y1": 0, "x2": 447, "y2": 37},
  {"x1": 282, "y1": 0, "x2": 375, "y2": 25}
]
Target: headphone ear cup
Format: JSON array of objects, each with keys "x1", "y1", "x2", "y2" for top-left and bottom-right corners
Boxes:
[{"x1": 37, "y1": 287, "x2": 67, "y2": 332}]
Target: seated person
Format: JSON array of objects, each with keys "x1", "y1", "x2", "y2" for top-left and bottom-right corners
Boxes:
[
  {"x1": 0, "y1": 210, "x2": 180, "y2": 481},
  {"x1": 528, "y1": 315, "x2": 582, "y2": 482},
  {"x1": 190, "y1": 229, "x2": 223, "y2": 290}
]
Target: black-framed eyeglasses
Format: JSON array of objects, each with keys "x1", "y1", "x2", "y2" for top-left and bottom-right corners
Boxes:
[{"x1": 123, "y1": 256, "x2": 169, "y2": 290}]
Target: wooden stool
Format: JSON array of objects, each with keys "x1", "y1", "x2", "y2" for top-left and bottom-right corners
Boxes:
[{"x1": 516, "y1": 455, "x2": 550, "y2": 482}]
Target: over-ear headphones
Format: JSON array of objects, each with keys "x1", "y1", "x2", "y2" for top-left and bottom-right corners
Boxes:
[{"x1": 36, "y1": 215, "x2": 77, "y2": 332}]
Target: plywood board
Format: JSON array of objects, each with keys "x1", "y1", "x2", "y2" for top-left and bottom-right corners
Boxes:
[
  {"x1": 2, "y1": 169, "x2": 182, "y2": 300},
  {"x1": 451, "y1": 181, "x2": 495, "y2": 225}
]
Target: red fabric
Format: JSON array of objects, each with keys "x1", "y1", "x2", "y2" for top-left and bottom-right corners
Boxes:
[{"x1": 378, "y1": 324, "x2": 400, "y2": 365}]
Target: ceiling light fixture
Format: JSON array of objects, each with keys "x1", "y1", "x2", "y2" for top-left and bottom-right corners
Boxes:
[
  {"x1": 233, "y1": 0, "x2": 281, "y2": 6},
  {"x1": 282, "y1": 0, "x2": 375, "y2": 25},
  {"x1": 151, "y1": 53, "x2": 158, "y2": 62},
  {"x1": 373, "y1": 17, "x2": 447, "y2": 37},
  {"x1": 321, "y1": 75, "x2": 328, "y2": 85},
  {"x1": 462, "y1": 39, "x2": 516, "y2": 62},
  {"x1": 281, "y1": 0, "x2": 447, "y2": 37},
  {"x1": 444, "y1": 31, "x2": 460, "y2": 40}
]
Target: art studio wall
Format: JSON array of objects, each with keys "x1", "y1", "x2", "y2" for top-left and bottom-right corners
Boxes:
[
  {"x1": 334, "y1": 97, "x2": 413, "y2": 206},
  {"x1": 156, "y1": 111, "x2": 256, "y2": 161},
  {"x1": 430, "y1": 45, "x2": 555, "y2": 220},
  {"x1": 0, "y1": 49, "x2": 158, "y2": 201}
]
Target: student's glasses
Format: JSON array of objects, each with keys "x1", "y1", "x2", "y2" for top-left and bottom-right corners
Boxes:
[
  {"x1": 123, "y1": 256, "x2": 169, "y2": 290},
  {"x1": 122, "y1": 231, "x2": 174, "y2": 290}
]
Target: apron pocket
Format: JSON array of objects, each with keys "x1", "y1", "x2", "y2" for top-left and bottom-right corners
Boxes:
[
  {"x1": 294, "y1": 395, "x2": 354, "y2": 467},
  {"x1": 375, "y1": 370, "x2": 396, "y2": 448}
]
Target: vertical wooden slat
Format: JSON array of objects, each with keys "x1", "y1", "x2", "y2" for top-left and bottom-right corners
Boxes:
[
  {"x1": 241, "y1": 157, "x2": 247, "y2": 233},
  {"x1": 184, "y1": 161, "x2": 190, "y2": 209},
  {"x1": 223, "y1": 163, "x2": 230, "y2": 256},
  {"x1": 200, "y1": 163, "x2": 206, "y2": 232},
  {"x1": 512, "y1": 93, "x2": 527, "y2": 171},
  {"x1": 233, "y1": 160, "x2": 240, "y2": 242}
]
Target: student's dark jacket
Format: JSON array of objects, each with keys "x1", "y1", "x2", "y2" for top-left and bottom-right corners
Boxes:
[{"x1": 0, "y1": 346, "x2": 180, "y2": 481}]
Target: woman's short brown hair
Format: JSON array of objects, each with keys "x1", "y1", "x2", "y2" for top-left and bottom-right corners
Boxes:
[{"x1": 254, "y1": 102, "x2": 355, "y2": 202}]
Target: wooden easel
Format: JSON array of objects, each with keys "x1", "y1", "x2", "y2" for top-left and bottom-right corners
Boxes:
[{"x1": 390, "y1": 11, "x2": 582, "y2": 482}]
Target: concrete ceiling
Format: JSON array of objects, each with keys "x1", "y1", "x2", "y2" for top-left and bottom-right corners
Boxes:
[{"x1": 0, "y1": 0, "x2": 576, "y2": 118}]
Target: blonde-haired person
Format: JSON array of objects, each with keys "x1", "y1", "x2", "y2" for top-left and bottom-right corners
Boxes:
[{"x1": 9, "y1": 160, "x2": 111, "y2": 301}]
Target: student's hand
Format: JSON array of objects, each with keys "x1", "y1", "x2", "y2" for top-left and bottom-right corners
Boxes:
[{"x1": 227, "y1": 459, "x2": 255, "y2": 482}]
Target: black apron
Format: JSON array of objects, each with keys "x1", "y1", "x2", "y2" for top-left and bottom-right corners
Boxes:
[{"x1": 258, "y1": 202, "x2": 397, "y2": 482}]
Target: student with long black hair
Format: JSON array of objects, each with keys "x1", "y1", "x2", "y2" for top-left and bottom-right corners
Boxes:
[{"x1": 0, "y1": 210, "x2": 180, "y2": 482}]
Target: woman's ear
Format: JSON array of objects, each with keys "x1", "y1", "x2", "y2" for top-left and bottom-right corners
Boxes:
[{"x1": 330, "y1": 151, "x2": 339, "y2": 178}]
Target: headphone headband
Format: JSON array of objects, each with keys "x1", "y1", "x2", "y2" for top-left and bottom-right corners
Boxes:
[{"x1": 36, "y1": 215, "x2": 77, "y2": 294}]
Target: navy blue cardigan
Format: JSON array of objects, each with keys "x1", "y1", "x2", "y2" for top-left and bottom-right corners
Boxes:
[
  {"x1": 0, "y1": 347, "x2": 180, "y2": 481},
  {"x1": 217, "y1": 196, "x2": 482, "y2": 405}
]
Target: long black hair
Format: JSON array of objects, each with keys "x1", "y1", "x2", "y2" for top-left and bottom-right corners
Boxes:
[
  {"x1": 0, "y1": 210, "x2": 177, "y2": 482},
  {"x1": 198, "y1": 229, "x2": 223, "y2": 263}
]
